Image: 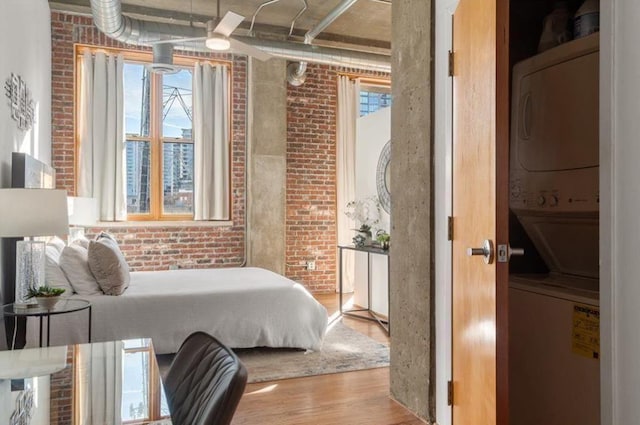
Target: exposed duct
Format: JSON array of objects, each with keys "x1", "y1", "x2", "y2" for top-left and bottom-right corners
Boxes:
[
  {"x1": 147, "y1": 44, "x2": 180, "y2": 74},
  {"x1": 289, "y1": 0, "x2": 360, "y2": 85},
  {"x1": 88, "y1": 0, "x2": 390, "y2": 73},
  {"x1": 287, "y1": 62, "x2": 307, "y2": 86}
]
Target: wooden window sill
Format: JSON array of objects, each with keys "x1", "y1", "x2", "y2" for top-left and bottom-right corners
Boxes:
[{"x1": 93, "y1": 220, "x2": 233, "y2": 229}]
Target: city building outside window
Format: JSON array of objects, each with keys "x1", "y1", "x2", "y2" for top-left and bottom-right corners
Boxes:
[{"x1": 360, "y1": 84, "x2": 392, "y2": 116}]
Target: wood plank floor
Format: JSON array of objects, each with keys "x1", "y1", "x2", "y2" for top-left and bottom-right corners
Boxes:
[{"x1": 233, "y1": 293, "x2": 425, "y2": 425}]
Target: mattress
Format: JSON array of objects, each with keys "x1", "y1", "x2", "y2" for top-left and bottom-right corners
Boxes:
[{"x1": 27, "y1": 267, "x2": 328, "y2": 354}]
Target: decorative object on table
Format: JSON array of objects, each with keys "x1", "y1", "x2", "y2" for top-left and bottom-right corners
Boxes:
[
  {"x1": 0, "y1": 189, "x2": 69, "y2": 305},
  {"x1": 352, "y1": 233, "x2": 367, "y2": 248},
  {"x1": 4, "y1": 73, "x2": 35, "y2": 131},
  {"x1": 67, "y1": 196, "x2": 98, "y2": 243},
  {"x1": 26, "y1": 286, "x2": 66, "y2": 310},
  {"x1": 376, "y1": 140, "x2": 391, "y2": 214},
  {"x1": 345, "y1": 196, "x2": 381, "y2": 246},
  {"x1": 376, "y1": 229, "x2": 390, "y2": 250}
]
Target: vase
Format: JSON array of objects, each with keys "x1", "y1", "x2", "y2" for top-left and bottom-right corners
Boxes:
[
  {"x1": 358, "y1": 232, "x2": 373, "y2": 246},
  {"x1": 35, "y1": 296, "x2": 61, "y2": 310}
]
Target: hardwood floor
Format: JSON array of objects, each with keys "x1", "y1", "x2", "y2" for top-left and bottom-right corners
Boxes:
[{"x1": 233, "y1": 293, "x2": 425, "y2": 425}]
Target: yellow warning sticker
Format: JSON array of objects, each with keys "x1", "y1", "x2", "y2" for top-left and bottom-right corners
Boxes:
[{"x1": 572, "y1": 304, "x2": 600, "y2": 359}]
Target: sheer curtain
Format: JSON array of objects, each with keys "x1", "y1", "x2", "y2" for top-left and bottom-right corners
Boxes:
[
  {"x1": 77, "y1": 341, "x2": 123, "y2": 424},
  {"x1": 337, "y1": 75, "x2": 360, "y2": 293},
  {"x1": 193, "y1": 63, "x2": 230, "y2": 220},
  {"x1": 77, "y1": 51, "x2": 126, "y2": 221}
]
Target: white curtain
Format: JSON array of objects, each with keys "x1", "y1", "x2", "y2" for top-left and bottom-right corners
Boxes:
[
  {"x1": 337, "y1": 76, "x2": 360, "y2": 293},
  {"x1": 77, "y1": 341, "x2": 123, "y2": 424},
  {"x1": 77, "y1": 51, "x2": 126, "y2": 221},
  {"x1": 193, "y1": 63, "x2": 230, "y2": 220}
]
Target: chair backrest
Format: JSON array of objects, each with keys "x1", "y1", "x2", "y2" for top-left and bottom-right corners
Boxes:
[{"x1": 164, "y1": 332, "x2": 248, "y2": 425}]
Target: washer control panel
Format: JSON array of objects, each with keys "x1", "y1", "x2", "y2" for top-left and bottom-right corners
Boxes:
[{"x1": 509, "y1": 166, "x2": 599, "y2": 214}]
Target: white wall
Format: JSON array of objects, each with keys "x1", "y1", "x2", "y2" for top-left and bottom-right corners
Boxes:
[
  {"x1": 0, "y1": 0, "x2": 51, "y2": 349},
  {"x1": 355, "y1": 106, "x2": 390, "y2": 315},
  {"x1": 600, "y1": 0, "x2": 638, "y2": 423}
]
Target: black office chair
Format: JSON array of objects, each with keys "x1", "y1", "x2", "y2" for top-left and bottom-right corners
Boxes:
[{"x1": 164, "y1": 332, "x2": 248, "y2": 425}]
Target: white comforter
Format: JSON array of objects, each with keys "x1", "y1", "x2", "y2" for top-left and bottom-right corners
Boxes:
[{"x1": 27, "y1": 267, "x2": 328, "y2": 354}]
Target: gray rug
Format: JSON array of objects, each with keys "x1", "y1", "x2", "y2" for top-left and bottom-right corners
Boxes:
[{"x1": 157, "y1": 321, "x2": 389, "y2": 383}]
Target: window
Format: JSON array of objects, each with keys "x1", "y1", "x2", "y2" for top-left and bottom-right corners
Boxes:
[
  {"x1": 76, "y1": 46, "x2": 231, "y2": 221},
  {"x1": 359, "y1": 84, "x2": 392, "y2": 117},
  {"x1": 124, "y1": 62, "x2": 194, "y2": 219},
  {"x1": 121, "y1": 339, "x2": 169, "y2": 424}
]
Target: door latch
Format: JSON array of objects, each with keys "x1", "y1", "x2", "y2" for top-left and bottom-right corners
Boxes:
[{"x1": 497, "y1": 244, "x2": 525, "y2": 263}]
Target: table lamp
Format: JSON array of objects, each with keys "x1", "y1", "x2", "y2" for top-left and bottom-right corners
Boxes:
[
  {"x1": 0, "y1": 189, "x2": 69, "y2": 305},
  {"x1": 67, "y1": 196, "x2": 98, "y2": 243}
]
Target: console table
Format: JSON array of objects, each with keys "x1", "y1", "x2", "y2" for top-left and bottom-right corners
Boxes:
[{"x1": 338, "y1": 244, "x2": 390, "y2": 334}]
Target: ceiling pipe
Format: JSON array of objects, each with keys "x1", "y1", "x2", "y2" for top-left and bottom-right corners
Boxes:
[
  {"x1": 88, "y1": 0, "x2": 389, "y2": 72},
  {"x1": 303, "y1": 0, "x2": 359, "y2": 45},
  {"x1": 289, "y1": 0, "x2": 360, "y2": 86}
]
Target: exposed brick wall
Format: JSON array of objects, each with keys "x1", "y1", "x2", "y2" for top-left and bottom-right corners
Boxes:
[
  {"x1": 285, "y1": 64, "x2": 389, "y2": 292},
  {"x1": 49, "y1": 345, "x2": 74, "y2": 425},
  {"x1": 50, "y1": 12, "x2": 246, "y2": 271}
]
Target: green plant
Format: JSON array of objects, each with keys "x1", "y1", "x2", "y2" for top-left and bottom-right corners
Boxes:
[
  {"x1": 376, "y1": 230, "x2": 390, "y2": 249},
  {"x1": 26, "y1": 286, "x2": 65, "y2": 299},
  {"x1": 376, "y1": 229, "x2": 390, "y2": 243}
]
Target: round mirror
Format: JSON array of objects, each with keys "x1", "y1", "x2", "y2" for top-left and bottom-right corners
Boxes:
[{"x1": 376, "y1": 140, "x2": 391, "y2": 214}]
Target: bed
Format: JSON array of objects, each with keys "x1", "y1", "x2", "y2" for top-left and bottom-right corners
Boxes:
[{"x1": 27, "y1": 267, "x2": 328, "y2": 354}]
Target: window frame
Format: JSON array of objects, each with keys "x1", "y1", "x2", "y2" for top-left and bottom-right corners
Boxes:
[
  {"x1": 358, "y1": 77, "x2": 392, "y2": 117},
  {"x1": 74, "y1": 44, "x2": 233, "y2": 222}
]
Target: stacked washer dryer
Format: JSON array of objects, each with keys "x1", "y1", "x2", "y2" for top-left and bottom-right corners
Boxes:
[{"x1": 508, "y1": 33, "x2": 600, "y2": 425}]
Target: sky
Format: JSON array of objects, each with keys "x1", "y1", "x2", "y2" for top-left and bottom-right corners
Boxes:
[{"x1": 124, "y1": 63, "x2": 192, "y2": 139}]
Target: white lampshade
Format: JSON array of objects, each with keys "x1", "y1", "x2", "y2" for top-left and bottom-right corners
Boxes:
[
  {"x1": 206, "y1": 34, "x2": 231, "y2": 51},
  {"x1": 67, "y1": 196, "x2": 98, "y2": 226},
  {"x1": 0, "y1": 189, "x2": 69, "y2": 237}
]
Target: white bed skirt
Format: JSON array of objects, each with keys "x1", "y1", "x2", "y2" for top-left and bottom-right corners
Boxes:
[{"x1": 27, "y1": 267, "x2": 328, "y2": 354}]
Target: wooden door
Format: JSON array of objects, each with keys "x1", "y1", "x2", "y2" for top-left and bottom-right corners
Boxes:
[{"x1": 451, "y1": 0, "x2": 509, "y2": 423}]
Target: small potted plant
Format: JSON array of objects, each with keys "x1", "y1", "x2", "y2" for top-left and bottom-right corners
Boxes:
[
  {"x1": 27, "y1": 286, "x2": 65, "y2": 310},
  {"x1": 376, "y1": 230, "x2": 390, "y2": 250}
]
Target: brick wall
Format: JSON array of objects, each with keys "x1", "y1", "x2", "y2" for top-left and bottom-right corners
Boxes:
[
  {"x1": 49, "y1": 345, "x2": 74, "y2": 425},
  {"x1": 50, "y1": 12, "x2": 247, "y2": 271},
  {"x1": 285, "y1": 65, "x2": 389, "y2": 292}
]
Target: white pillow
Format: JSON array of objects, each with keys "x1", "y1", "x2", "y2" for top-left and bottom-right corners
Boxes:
[
  {"x1": 47, "y1": 236, "x2": 66, "y2": 255},
  {"x1": 59, "y1": 243, "x2": 102, "y2": 295},
  {"x1": 44, "y1": 244, "x2": 73, "y2": 297},
  {"x1": 73, "y1": 234, "x2": 90, "y2": 250}
]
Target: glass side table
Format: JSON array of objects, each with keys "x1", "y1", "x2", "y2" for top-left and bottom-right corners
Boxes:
[{"x1": 2, "y1": 299, "x2": 91, "y2": 349}]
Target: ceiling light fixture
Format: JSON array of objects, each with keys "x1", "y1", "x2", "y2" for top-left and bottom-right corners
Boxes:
[{"x1": 206, "y1": 33, "x2": 231, "y2": 51}]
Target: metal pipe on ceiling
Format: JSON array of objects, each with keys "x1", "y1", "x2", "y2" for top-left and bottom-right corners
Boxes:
[
  {"x1": 303, "y1": 0, "x2": 359, "y2": 45},
  {"x1": 289, "y1": 0, "x2": 361, "y2": 85},
  {"x1": 88, "y1": 0, "x2": 389, "y2": 73}
]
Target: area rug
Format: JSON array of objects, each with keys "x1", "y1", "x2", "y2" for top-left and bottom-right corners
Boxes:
[{"x1": 156, "y1": 321, "x2": 389, "y2": 383}]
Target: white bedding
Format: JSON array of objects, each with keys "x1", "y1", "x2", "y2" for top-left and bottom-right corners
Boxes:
[{"x1": 27, "y1": 267, "x2": 328, "y2": 354}]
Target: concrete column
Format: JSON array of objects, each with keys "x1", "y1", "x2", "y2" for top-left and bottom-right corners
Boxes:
[
  {"x1": 390, "y1": 0, "x2": 435, "y2": 422},
  {"x1": 246, "y1": 58, "x2": 287, "y2": 274}
]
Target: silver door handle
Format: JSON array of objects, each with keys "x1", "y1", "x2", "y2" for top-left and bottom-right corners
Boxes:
[
  {"x1": 467, "y1": 239, "x2": 494, "y2": 264},
  {"x1": 496, "y1": 244, "x2": 525, "y2": 262}
]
